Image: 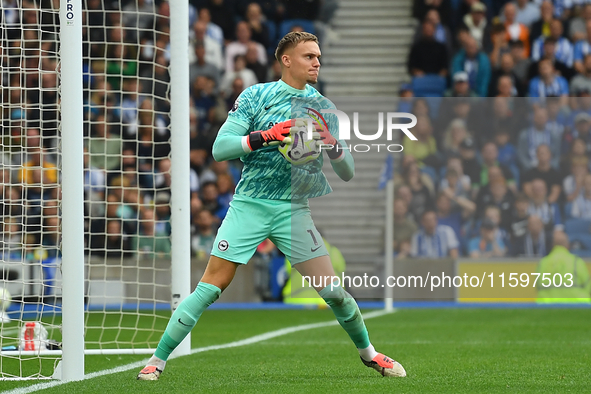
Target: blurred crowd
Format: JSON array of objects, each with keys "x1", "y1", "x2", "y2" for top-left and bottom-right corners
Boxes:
[
  {"x1": 397, "y1": 0, "x2": 591, "y2": 259},
  {"x1": 0, "y1": 0, "x2": 335, "y2": 263}
]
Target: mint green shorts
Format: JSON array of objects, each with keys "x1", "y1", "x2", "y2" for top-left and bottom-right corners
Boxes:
[{"x1": 211, "y1": 194, "x2": 328, "y2": 265}]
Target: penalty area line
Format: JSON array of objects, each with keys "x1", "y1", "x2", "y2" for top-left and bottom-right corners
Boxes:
[{"x1": 3, "y1": 309, "x2": 394, "y2": 394}]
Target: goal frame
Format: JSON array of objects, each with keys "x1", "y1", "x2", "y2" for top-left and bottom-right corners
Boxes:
[{"x1": 56, "y1": 0, "x2": 191, "y2": 381}]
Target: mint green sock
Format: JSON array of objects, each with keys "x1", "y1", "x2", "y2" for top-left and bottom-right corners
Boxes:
[
  {"x1": 319, "y1": 285, "x2": 371, "y2": 349},
  {"x1": 154, "y1": 282, "x2": 221, "y2": 361}
]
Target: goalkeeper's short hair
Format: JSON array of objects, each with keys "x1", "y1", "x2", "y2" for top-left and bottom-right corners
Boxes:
[{"x1": 275, "y1": 31, "x2": 319, "y2": 63}]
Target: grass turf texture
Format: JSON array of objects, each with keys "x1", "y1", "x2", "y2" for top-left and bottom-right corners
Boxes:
[{"x1": 1, "y1": 308, "x2": 589, "y2": 393}]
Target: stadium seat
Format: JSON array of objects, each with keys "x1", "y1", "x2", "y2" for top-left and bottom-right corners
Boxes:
[
  {"x1": 564, "y1": 218, "x2": 591, "y2": 235},
  {"x1": 279, "y1": 19, "x2": 315, "y2": 38},
  {"x1": 411, "y1": 75, "x2": 446, "y2": 117},
  {"x1": 411, "y1": 75, "x2": 446, "y2": 97}
]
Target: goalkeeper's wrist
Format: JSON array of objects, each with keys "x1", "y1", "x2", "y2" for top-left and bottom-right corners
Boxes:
[
  {"x1": 326, "y1": 141, "x2": 345, "y2": 161},
  {"x1": 245, "y1": 132, "x2": 264, "y2": 152}
]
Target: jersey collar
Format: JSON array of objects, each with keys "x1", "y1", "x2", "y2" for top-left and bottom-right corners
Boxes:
[{"x1": 279, "y1": 78, "x2": 307, "y2": 95}]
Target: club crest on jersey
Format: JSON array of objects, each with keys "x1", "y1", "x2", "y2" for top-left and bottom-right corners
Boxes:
[
  {"x1": 230, "y1": 98, "x2": 239, "y2": 113},
  {"x1": 218, "y1": 240, "x2": 229, "y2": 251}
]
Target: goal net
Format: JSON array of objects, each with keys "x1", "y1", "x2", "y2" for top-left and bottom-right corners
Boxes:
[{"x1": 1, "y1": 0, "x2": 184, "y2": 379}]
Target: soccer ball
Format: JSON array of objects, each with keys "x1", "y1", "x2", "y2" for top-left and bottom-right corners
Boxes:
[{"x1": 278, "y1": 122, "x2": 321, "y2": 165}]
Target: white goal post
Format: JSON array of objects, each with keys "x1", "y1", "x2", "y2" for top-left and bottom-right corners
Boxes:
[{"x1": 0, "y1": 0, "x2": 191, "y2": 381}]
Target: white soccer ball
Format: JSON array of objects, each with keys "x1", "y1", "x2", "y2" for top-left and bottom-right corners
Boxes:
[
  {"x1": 278, "y1": 122, "x2": 321, "y2": 165},
  {"x1": 0, "y1": 287, "x2": 11, "y2": 311}
]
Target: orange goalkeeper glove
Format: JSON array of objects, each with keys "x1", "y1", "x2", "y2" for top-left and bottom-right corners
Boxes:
[{"x1": 247, "y1": 119, "x2": 295, "y2": 151}]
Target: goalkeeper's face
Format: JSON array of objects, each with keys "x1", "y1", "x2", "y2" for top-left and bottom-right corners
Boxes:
[{"x1": 287, "y1": 41, "x2": 321, "y2": 85}]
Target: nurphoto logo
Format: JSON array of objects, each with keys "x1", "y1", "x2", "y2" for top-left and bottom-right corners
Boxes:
[{"x1": 304, "y1": 108, "x2": 417, "y2": 153}]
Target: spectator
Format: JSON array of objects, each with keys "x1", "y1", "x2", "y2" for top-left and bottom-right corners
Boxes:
[
  {"x1": 154, "y1": 191, "x2": 171, "y2": 236},
  {"x1": 414, "y1": 10, "x2": 453, "y2": 55},
  {"x1": 397, "y1": 83, "x2": 414, "y2": 113},
  {"x1": 490, "y1": 21, "x2": 511, "y2": 68},
  {"x1": 189, "y1": 43, "x2": 221, "y2": 87},
  {"x1": 410, "y1": 210, "x2": 459, "y2": 258},
  {"x1": 566, "y1": 113, "x2": 591, "y2": 156},
  {"x1": 530, "y1": 1, "x2": 554, "y2": 42},
  {"x1": 122, "y1": 0, "x2": 154, "y2": 43},
  {"x1": 451, "y1": 35, "x2": 491, "y2": 96},
  {"x1": 192, "y1": 75, "x2": 218, "y2": 135},
  {"x1": 458, "y1": 137, "x2": 482, "y2": 193},
  {"x1": 496, "y1": 74, "x2": 518, "y2": 97},
  {"x1": 244, "y1": 2, "x2": 270, "y2": 49},
  {"x1": 479, "y1": 141, "x2": 516, "y2": 189},
  {"x1": 522, "y1": 144, "x2": 562, "y2": 203},
  {"x1": 569, "y1": 4, "x2": 591, "y2": 42},
  {"x1": 570, "y1": 174, "x2": 591, "y2": 220},
  {"x1": 83, "y1": 147, "x2": 106, "y2": 218},
  {"x1": 444, "y1": 71, "x2": 478, "y2": 97},
  {"x1": 528, "y1": 178, "x2": 562, "y2": 231},
  {"x1": 563, "y1": 156, "x2": 589, "y2": 202},
  {"x1": 518, "y1": 106, "x2": 562, "y2": 170},
  {"x1": 220, "y1": 55, "x2": 258, "y2": 95},
  {"x1": 206, "y1": 0, "x2": 236, "y2": 41},
  {"x1": 245, "y1": 42, "x2": 268, "y2": 83},
  {"x1": 442, "y1": 119, "x2": 472, "y2": 158},
  {"x1": 440, "y1": 168, "x2": 476, "y2": 217},
  {"x1": 407, "y1": 21, "x2": 449, "y2": 77},
  {"x1": 216, "y1": 172, "x2": 234, "y2": 208},
  {"x1": 267, "y1": 59, "x2": 282, "y2": 82},
  {"x1": 191, "y1": 208, "x2": 216, "y2": 261},
  {"x1": 200, "y1": 181, "x2": 228, "y2": 223},
  {"x1": 506, "y1": 0, "x2": 541, "y2": 28},
  {"x1": 545, "y1": 95, "x2": 567, "y2": 139},
  {"x1": 549, "y1": 0, "x2": 572, "y2": 20},
  {"x1": 87, "y1": 115, "x2": 123, "y2": 171},
  {"x1": 468, "y1": 218, "x2": 507, "y2": 258},
  {"x1": 397, "y1": 162, "x2": 434, "y2": 222},
  {"x1": 531, "y1": 19, "x2": 573, "y2": 68},
  {"x1": 191, "y1": 21, "x2": 223, "y2": 71},
  {"x1": 459, "y1": 2, "x2": 492, "y2": 52},
  {"x1": 18, "y1": 147, "x2": 58, "y2": 186},
  {"x1": 435, "y1": 191, "x2": 463, "y2": 243},
  {"x1": 571, "y1": 54, "x2": 591, "y2": 94},
  {"x1": 509, "y1": 39, "x2": 532, "y2": 89},
  {"x1": 103, "y1": 219, "x2": 133, "y2": 259},
  {"x1": 105, "y1": 44, "x2": 138, "y2": 91},
  {"x1": 0, "y1": 217, "x2": 23, "y2": 260},
  {"x1": 508, "y1": 190, "x2": 529, "y2": 236},
  {"x1": 393, "y1": 198, "x2": 418, "y2": 258},
  {"x1": 402, "y1": 115, "x2": 438, "y2": 167},
  {"x1": 511, "y1": 215, "x2": 550, "y2": 257},
  {"x1": 225, "y1": 21, "x2": 267, "y2": 73},
  {"x1": 503, "y1": 3, "x2": 530, "y2": 56},
  {"x1": 489, "y1": 53, "x2": 521, "y2": 96},
  {"x1": 132, "y1": 207, "x2": 171, "y2": 259},
  {"x1": 476, "y1": 177, "x2": 515, "y2": 231},
  {"x1": 528, "y1": 59, "x2": 569, "y2": 103},
  {"x1": 395, "y1": 184, "x2": 415, "y2": 219},
  {"x1": 197, "y1": 7, "x2": 224, "y2": 47},
  {"x1": 495, "y1": 128, "x2": 519, "y2": 171},
  {"x1": 412, "y1": 0, "x2": 453, "y2": 28},
  {"x1": 442, "y1": 156, "x2": 473, "y2": 191}
]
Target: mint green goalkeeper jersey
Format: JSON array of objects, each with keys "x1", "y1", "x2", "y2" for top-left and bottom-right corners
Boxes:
[{"x1": 223, "y1": 79, "x2": 341, "y2": 200}]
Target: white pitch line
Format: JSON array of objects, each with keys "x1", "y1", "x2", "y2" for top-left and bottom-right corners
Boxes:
[{"x1": 3, "y1": 309, "x2": 394, "y2": 394}]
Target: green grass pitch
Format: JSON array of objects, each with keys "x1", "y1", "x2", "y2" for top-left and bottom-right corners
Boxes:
[{"x1": 1, "y1": 308, "x2": 589, "y2": 393}]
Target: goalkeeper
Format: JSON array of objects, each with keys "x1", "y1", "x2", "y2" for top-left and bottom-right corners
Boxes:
[{"x1": 138, "y1": 31, "x2": 406, "y2": 380}]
